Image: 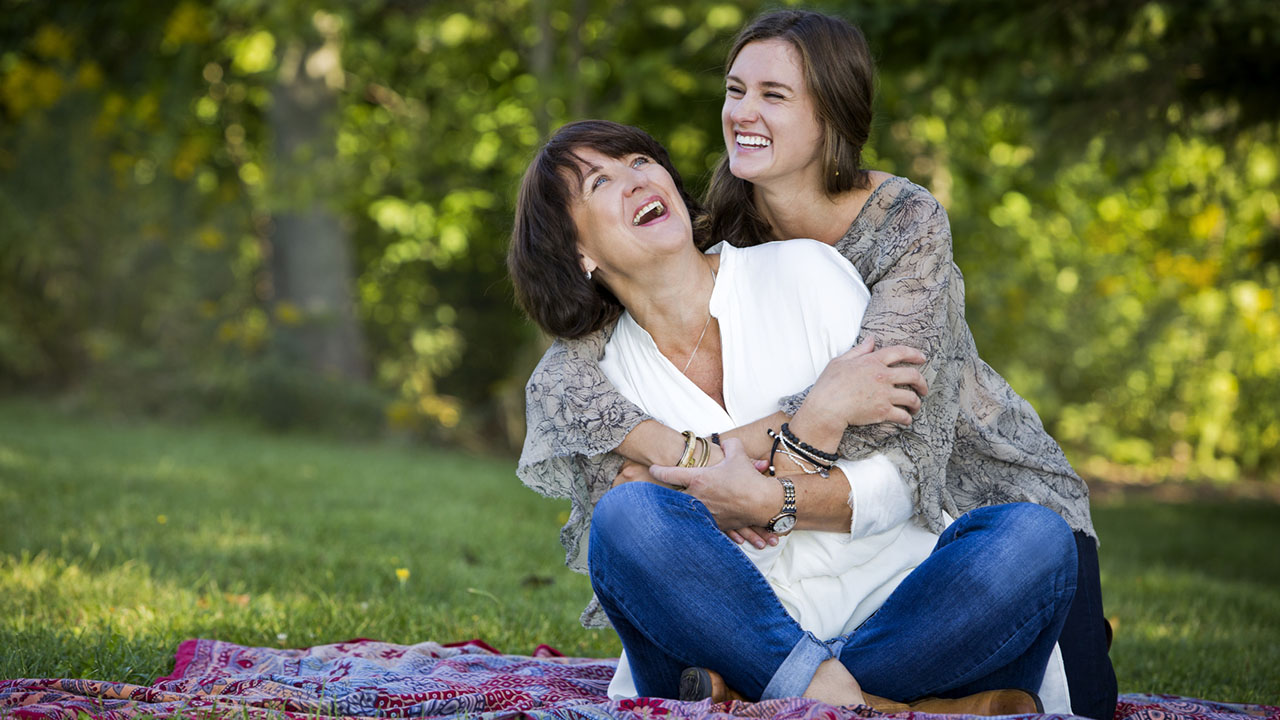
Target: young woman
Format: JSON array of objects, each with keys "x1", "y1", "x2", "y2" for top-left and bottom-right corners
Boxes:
[
  {"x1": 518, "y1": 11, "x2": 1116, "y2": 720},
  {"x1": 508, "y1": 119, "x2": 1073, "y2": 714}
]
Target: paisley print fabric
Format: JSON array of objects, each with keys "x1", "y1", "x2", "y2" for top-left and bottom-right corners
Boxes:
[{"x1": 2, "y1": 637, "x2": 1274, "y2": 720}]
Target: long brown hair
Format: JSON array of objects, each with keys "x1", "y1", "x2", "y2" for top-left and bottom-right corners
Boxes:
[
  {"x1": 708, "y1": 10, "x2": 876, "y2": 247},
  {"x1": 507, "y1": 120, "x2": 710, "y2": 339}
]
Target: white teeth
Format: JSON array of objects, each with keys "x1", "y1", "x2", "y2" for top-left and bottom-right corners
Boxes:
[
  {"x1": 633, "y1": 200, "x2": 666, "y2": 226},
  {"x1": 737, "y1": 133, "x2": 771, "y2": 148}
]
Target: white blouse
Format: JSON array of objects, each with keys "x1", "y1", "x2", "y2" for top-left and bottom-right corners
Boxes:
[{"x1": 596, "y1": 240, "x2": 1069, "y2": 713}]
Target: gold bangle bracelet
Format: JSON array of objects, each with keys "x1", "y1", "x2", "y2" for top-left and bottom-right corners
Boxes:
[
  {"x1": 678, "y1": 430, "x2": 699, "y2": 467},
  {"x1": 694, "y1": 436, "x2": 710, "y2": 467}
]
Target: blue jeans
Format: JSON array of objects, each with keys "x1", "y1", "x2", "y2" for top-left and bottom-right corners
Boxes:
[
  {"x1": 1059, "y1": 532, "x2": 1118, "y2": 720},
  {"x1": 588, "y1": 482, "x2": 1078, "y2": 701}
]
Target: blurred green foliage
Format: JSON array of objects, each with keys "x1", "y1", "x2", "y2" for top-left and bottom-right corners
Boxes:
[{"x1": 0, "y1": 0, "x2": 1276, "y2": 479}]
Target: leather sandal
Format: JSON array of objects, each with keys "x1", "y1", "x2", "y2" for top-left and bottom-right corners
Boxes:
[
  {"x1": 678, "y1": 667, "x2": 750, "y2": 703},
  {"x1": 679, "y1": 668, "x2": 1041, "y2": 716},
  {"x1": 894, "y1": 690, "x2": 1043, "y2": 716}
]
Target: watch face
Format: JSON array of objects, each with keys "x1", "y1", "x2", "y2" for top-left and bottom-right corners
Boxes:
[{"x1": 770, "y1": 513, "x2": 797, "y2": 533}]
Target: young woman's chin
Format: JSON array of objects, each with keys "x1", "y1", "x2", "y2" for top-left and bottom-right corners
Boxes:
[{"x1": 728, "y1": 153, "x2": 772, "y2": 184}]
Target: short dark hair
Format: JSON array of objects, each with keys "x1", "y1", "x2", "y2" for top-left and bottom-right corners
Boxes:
[
  {"x1": 708, "y1": 10, "x2": 877, "y2": 247},
  {"x1": 508, "y1": 120, "x2": 709, "y2": 339}
]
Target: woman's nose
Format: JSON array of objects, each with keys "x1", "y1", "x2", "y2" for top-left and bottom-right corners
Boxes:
[
  {"x1": 729, "y1": 95, "x2": 757, "y2": 124},
  {"x1": 624, "y1": 167, "x2": 647, "y2": 194}
]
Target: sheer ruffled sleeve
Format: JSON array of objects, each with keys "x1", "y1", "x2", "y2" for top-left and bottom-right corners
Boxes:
[
  {"x1": 778, "y1": 180, "x2": 965, "y2": 533},
  {"x1": 516, "y1": 327, "x2": 651, "y2": 577}
]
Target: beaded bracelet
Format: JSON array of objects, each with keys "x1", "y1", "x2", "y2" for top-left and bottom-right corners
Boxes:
[
  {"x1": 776, "y1": 433, "x2": 831, "y2": 477},
  {"x1": 768, "y1": 426, "x2": 834, "y2": 477},
  {"x1": 780, "y1": 422, "x2": 838, "y2": 462}
]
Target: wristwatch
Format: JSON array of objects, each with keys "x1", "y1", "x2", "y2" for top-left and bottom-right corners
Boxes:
[{"x1": 766, "y1": 476, "x2": 797, "y2": 534}]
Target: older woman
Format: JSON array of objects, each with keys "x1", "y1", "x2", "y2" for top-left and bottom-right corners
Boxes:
[
  {"x1": 508, "y1": 120, "x2": 1075, "y2": 714},
  {"x1": 519, "y1": 11, "x2": 1115, "y2": 720}
]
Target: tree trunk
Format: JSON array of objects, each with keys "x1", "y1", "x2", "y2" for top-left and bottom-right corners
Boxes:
[{"x1": 268, "y1": 41, "x2": 367, "y2": 380}]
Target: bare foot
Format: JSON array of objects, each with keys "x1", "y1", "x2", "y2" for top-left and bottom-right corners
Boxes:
[{"x1": 801, "y1": 658, "x2": 867, "y2": 706}]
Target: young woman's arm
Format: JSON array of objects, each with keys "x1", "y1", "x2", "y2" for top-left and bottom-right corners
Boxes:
[
  {"x1": 616, "y1": 340, "x2": 927, "y2": 467},
  {"x1": 517, "y1": 331, "x2": 646, "y2": 574},
  {"x1": 787, "y1": 185, "x2": 966, "y2": 536}
]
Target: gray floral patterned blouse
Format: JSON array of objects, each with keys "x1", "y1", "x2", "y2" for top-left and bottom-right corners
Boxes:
[{"x1": 517, "y1": 176, "x2": 1095, "y2": 628}]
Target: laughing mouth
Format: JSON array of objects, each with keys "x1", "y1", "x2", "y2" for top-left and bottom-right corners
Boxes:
[
  {"x1": 736, "y1": 133, "x2": 771, "y2": 148},
  {"x1": 633, "y1": 199, "x2": 668, "y2": 226}
]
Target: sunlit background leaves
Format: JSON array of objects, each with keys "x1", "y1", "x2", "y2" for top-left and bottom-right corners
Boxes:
[{"x1": 1, "y1": 0, "x2": 1277, "y2": 482}]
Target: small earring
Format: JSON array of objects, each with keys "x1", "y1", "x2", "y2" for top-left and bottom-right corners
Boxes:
[{"x1": 585, "y1": 269, "x2": 592, "y2": 281}]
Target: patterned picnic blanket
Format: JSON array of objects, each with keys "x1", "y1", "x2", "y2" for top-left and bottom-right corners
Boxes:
[{"x1": 0, "y1": 638, "x2": 1274, "y2": 720}]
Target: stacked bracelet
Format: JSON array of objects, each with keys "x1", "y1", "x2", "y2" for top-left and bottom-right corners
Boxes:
[
  {"x1": 678, "y1": 430, "x2": 712, "y2": 468},
  {"x1": 766, "y1": 423, "x2": 836, "y2": 478},
  {"x1": 766, "y1": 435, "x2": 781, "y2": 477},
  {"x1": 780, "y1": 423, "x2": 838, "y2": 463}
]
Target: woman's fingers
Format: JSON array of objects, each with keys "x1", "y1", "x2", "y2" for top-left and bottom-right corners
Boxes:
[
  {"x1": 649, "y1": 436, "x2": 747, "y2": 490},
  {"x1": 891, "y1": 386, "x2": 923, "y2": 413},
  {"x1": 889, "y1": 366, "x2": 928, "y2": 397},
  {"x1": 733, "y1": 526, "x2": 779, "y2": 549},
  {"x1": 613, "y1": 460, "x2": 653, "y2": 487},
  {"x1": 885, "y1": 404, "x2": 914, "y2": 426},
  {"x1": 843, "y1": 335, "x2": 876, "y2": 358},
  {"x1": 871, "y1": 344, "x2": 927, "y2": 368},
  {"x1": 804, "y1": 343, "x2": 929, "y2": 428},
  {"x1": 650, "y1": 438, "x2": 775, "y2": 529}
]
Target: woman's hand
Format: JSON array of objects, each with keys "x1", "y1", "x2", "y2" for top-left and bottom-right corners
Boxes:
[
  {"x1": 727, "y1": 526, "x2": 780, "y2": 550},
  {"x1": 623, "y1": 448, "x2": 776, "y2": 548},
  {"x1": 613, "y1": 460, "x2": 658, "y2": 487},
  {"x1": 805, "y1": 336, "x2": 928, "y2": 429},
  {"x1": 648, "y1": 438, "x2": 778, "y2": 532}
]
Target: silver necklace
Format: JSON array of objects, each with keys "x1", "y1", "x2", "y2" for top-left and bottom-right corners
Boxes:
[{"x1": 681, "y1": 265, "x2": 718, "y2": 375}]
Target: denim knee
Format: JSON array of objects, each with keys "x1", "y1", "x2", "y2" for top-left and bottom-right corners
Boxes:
[
  {"x1": 589, "y1": 483, "x2": 704, "y2": 574},
  {"x1": 593, "y1": 482, "x2": 679, "y2": 542},
  {"x1": 982, "y1": 503, "x2": 1078, "y2": 589}
]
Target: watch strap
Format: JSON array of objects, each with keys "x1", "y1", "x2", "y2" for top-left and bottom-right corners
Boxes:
[{"x1": 766, "y1": 476, "x2": 797, "y2": 532}]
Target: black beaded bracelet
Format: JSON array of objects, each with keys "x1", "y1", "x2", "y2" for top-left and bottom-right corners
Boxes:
[{"x1": 780, "y1": 422, "x2": 838, "y2": 463}]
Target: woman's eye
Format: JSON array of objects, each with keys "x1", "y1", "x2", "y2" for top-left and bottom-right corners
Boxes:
[
  {"x1": 765, "y1": 92, "x2": 785, "y2": 100},
  {"x1": 591, "y1": 175, "x2": 608, "y2": 190},
  {"x1": 726, "y1": 85, "x2": 744, "y2": 96},
  {"x1": 631, "y1": 156, "x2": 650, "y2": 168}
]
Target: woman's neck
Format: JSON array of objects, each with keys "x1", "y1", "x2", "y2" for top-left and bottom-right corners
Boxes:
[
  {"x1": 752, "y1": 170, "x2": 888, "y2": 245},
  {"x1": 618, "y1": 252, "x2": 720, "y2": 357}
]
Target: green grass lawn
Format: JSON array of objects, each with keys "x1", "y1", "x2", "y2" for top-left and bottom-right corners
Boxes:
[{"x1": 1, "y1": 398, "x2": 1277, "y2": 703}]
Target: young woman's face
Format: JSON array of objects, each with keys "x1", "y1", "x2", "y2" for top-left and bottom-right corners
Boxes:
[
  {"x1": 722, "y1": 39, "x2": 825, "y2": 189},
  {"x1": 566, "y1": 147, "x2": 692, "y2": 282}
]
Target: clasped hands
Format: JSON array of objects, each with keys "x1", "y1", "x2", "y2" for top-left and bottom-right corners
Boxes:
[
  {"x1": 616, "y1": 437, "x2": 780, "y2": 547},
  {"x1": 613, "y1": 337, "x2": 928, "y2": 550}
]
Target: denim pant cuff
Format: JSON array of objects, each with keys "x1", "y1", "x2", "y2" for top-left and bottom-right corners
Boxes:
[{"x1": 761, "y1": 632, "x2": 848, "y2": 700}]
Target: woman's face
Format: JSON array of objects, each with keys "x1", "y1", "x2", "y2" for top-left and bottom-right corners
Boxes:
[
  {"x1": 722, "y1": 39, "x2": 824, "y2": 189},
  {"x1": 566, "y1": 146, "x2": 692, "y2": 282}
]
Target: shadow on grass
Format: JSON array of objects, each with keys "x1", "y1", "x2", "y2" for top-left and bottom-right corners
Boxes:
[{"x1": 1094, "y1": 500, "x2": 1280, "y2": 587}]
